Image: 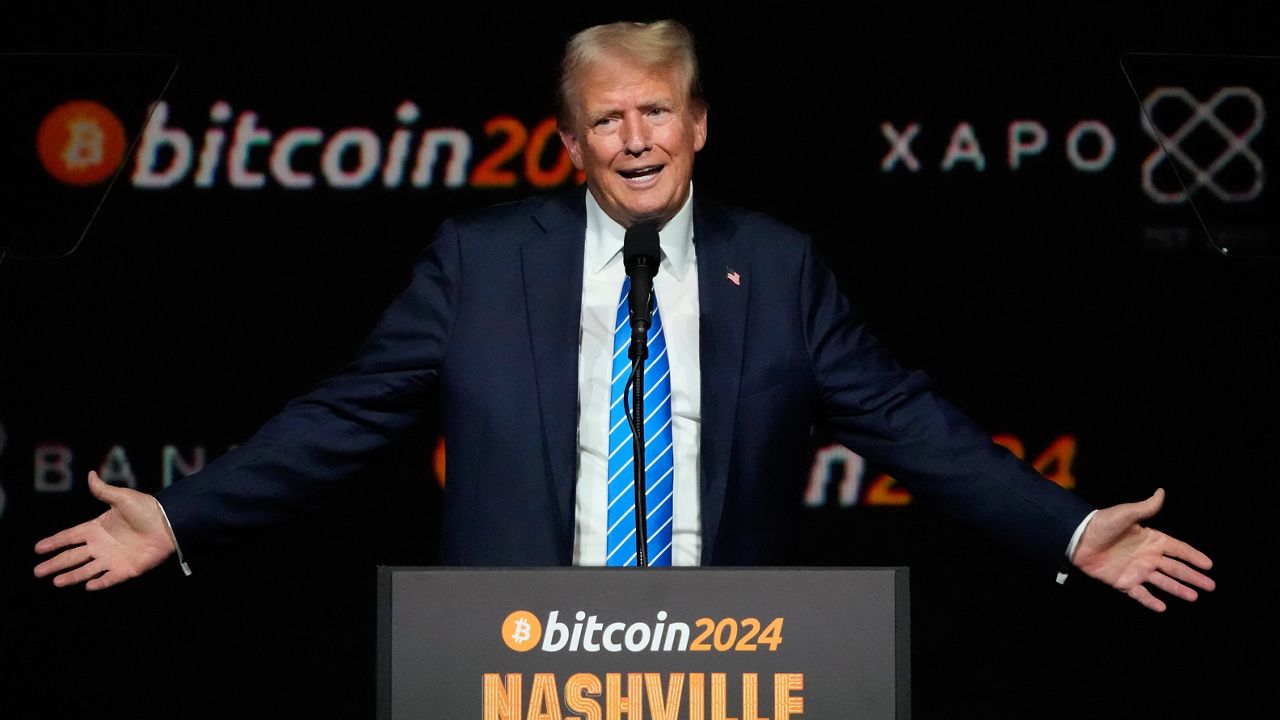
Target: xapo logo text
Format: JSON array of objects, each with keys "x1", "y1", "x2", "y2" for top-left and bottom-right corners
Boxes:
[
  {"x1": 500, "y1": 610, "x2": 785, "y2": 654},
  {"x1": 880, "y1": 118, "x2": 1118, "y2": 174}
]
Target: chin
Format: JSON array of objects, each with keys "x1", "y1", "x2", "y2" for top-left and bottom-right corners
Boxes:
[{"x1": 622, "y1": 197, "x2": 677, "y2": 222}]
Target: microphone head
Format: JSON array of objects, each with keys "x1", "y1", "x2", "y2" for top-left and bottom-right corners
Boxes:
[{"x1": 623, "y1": 222, "x2": 661, "y2": 275}]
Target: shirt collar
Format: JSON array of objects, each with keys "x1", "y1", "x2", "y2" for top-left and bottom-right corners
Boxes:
[{"x1": 584, "y1": 185, "x2": 696, "y2": 282}]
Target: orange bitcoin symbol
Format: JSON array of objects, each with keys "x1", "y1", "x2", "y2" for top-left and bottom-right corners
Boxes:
[
  {"x1": 36, "y1": 100, "x2": 127, "y2": 186},
  {"x1": 501, "y1": 610, "x2": 541, "y2": 652}
]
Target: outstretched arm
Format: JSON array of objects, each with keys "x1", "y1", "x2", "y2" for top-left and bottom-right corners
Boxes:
[
  {"x1": 1071, "y1": 488, "x2": 1214, "y2": 612},
  {"x1": 32, "y1": 221, "x2": 462, "y2": 589},
  {"x1": 793, "y1": 232, "x2": 1217, "y2": 599},
  {"x1": 34, "y1": 471, "x2": 176, "y2": 590}
]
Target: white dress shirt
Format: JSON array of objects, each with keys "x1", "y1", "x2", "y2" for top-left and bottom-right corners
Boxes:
[{"x1": 573, "y1": 189, "x2": 702, "y2": 566}]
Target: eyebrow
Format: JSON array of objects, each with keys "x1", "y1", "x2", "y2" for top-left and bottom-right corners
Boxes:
[{"x1": 584, "y1": 98, "x2": 677, "y2": 125}]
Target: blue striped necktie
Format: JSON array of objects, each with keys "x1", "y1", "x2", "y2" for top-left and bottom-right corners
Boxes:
[{"x1": 606, "y1": 276, "x2": 674, "y2": 566}]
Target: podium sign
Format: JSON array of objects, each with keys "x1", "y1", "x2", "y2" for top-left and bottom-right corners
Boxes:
[{"x1": 378, "y1": 567, "x2": 909, "y2": 719}]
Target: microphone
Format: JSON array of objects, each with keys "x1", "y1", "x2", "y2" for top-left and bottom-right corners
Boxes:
[{"x1": 623, "y1": 222, "x2": 661, "y2": 360}]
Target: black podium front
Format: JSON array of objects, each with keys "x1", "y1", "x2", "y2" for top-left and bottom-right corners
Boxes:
[{"x1": 378, "y1": 567, "x2": 909, "y2": 719}]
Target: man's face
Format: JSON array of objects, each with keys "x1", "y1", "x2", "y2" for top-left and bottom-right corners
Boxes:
[{"x1": 559, "y1": 56, "x2": 708, "y2": 228}]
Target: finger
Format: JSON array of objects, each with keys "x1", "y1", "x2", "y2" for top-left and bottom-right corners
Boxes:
[
  {"x1": 1159, "y1": 556, "x2": 1216, "y2": 592},
  {"x1": 1161, "y1": 536, "x2": 1213, "y2": 571},
  {"x1": 1127, "y1": 487, "x2": 1165, "y2": 523},
  {"x1": 33, "y1": 545, "x2": 93, "y2": 578},
  {"x1": 87, "y1": 471, "x2": 123, "y2": 505},
  {"x1": 1147, "y1": 570, "x2": 1199, "y2": 603},
  {"x1": 53, "y1": 559, "x2": 108, "y2": 588},
  {"x1": 34, "y1": 522, "x2": 91, "y2": 555},
  {"x1": 1125, "y1": 584, "x2": 1168, "y2": 613},
  {"x1": 1096, "y1": 488, "x2": 1166, "y2": 530},
  {"x1": 86, "y1": 570, "x2": 126, "y2": 592}
]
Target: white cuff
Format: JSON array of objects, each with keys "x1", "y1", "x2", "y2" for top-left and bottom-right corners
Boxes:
[
  {"x1": 154, "y1": 497, "x2": 192, "y2": 577},
  {"x1": 1056, "y1": 509, "x2": 1098, "y2": 584}
]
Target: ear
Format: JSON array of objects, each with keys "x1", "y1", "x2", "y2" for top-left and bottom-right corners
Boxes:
[
  {"x1": 559, "y1": 128, "x2": 585, "y2": 170},
  {"x1": 693, "y1": 108, "x2": 708, "y2": 152}
]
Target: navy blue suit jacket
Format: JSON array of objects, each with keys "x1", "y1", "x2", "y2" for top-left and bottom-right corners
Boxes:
[{"x1": 156, "y1": 188, "x2": 1093, "y2": 570}]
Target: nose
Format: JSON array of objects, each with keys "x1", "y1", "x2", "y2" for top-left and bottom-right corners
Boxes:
[{"x1": 621, "y1": 113, "x2": 651, "y2": 155}]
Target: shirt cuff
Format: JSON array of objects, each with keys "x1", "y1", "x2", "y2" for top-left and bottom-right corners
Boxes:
[
  {"x1": 1055, "y1": 509, "x2": 1097, "y2": 584},
  {"x1": 154, "y1": 497, "x2": 193, "y2": 577}
]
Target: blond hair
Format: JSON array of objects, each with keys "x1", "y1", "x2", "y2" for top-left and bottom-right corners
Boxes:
[{"x1": 557, "y1": 19, "x2": 705, "y2": 128}]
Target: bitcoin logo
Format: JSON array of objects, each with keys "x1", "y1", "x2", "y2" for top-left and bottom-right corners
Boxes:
[
  {"x1": 63, "y1": 118, "x2": 105, "y2": 169},
  {"x1": 501, "y1": 610, "x2": 541, "y2": 652},
  {"x1": 36, "y1": 100, "x2": 127, "y2": 186},
  {"x1": 1141, "y1": 86, "x2": 1264, "y2": 204}
]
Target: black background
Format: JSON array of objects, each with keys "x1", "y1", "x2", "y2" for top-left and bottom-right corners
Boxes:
[{"x1": 1, "y1": 3, "x2": 1273, "y2": 718}]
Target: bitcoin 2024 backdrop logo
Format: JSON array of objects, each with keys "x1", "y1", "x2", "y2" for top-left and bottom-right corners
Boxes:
[
  {"x1": 1141, "y1": 86, "x2": 1265, "y2": 204},
  {"x1": 36, "y1": 100, "x2": 128, "y2": 186}
]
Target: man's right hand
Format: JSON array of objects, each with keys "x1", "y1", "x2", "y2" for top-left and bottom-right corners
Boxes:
[{"x1": 34, "y1": 471, "x2": 176, "y2": 590}]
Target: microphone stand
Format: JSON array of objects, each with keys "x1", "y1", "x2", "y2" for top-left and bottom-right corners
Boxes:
[
  {"x1": 627, "y1": 330, "x2": 650, "y2": 567},
  {"x1": 622, "y1": 221, "x2": 660, "y2": 567}
]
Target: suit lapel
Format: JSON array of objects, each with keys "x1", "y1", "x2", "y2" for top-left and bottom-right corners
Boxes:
[
  {"x1": 522, "y1": 190, "x2": 587, "y2": 555},
  {"x1": 693, "y1": 198, "x2": 747, "y2": 564}
]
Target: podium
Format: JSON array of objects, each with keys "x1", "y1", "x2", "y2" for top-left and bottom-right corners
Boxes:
[{"x1": 378, "y1": 567, "x2": 910, "y2": 719}]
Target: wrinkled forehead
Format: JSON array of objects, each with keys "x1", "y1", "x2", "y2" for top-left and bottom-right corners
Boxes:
[{"x1": 566, "y1": 53, "x2": 692, "y2": 120}]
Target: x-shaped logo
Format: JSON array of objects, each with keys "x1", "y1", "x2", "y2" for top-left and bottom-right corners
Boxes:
[{"x1": 1141, "y1": 86, "x2": 1264, "y2": 203}]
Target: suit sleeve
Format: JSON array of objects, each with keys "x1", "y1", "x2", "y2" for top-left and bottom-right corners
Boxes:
[
  {"x1": 153, "y1": 220, "x2": 463, "y2": 559},
  {"x1": 799, "y1": 238, "x2": 1094, "y2": 569}
]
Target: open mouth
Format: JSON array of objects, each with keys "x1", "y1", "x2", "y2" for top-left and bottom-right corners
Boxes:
[{"x1": 618, "y1": 165, "x2": 663, "y2": 180}]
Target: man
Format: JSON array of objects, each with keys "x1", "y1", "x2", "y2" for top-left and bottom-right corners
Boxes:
[{"x1": 35, "y1": 20, "x2": 1213, "y2": 611}]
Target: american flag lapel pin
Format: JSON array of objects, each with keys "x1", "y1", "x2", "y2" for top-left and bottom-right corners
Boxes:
[{"x1": 725, "y1": 266, "x2": 741, "y2": 286}]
